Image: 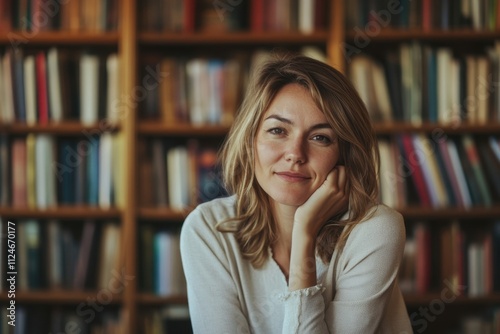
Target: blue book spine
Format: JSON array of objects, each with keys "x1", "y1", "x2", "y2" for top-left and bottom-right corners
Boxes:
[
  {"x1": 87, "y1": 137, "x2": 100, "y2": 205},
  {"x1": 428, "y1": 49, "x2": 438, "y2": 123}
]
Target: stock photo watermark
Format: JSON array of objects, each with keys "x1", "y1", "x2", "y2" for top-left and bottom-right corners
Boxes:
[
  {"x1": 213, "y1": 0, "x2": 243, "y2": 21},
  {"x1": 52, "y1": 64, "x2": 169, "y2": 182},
  {"x1": 47, "y1": 267, "x2": 135, "y2": 334},
  {"x1": 5, "y1": 221, "x2": 17, "y2": 327},
  {"x1": 342, "y1": 0, "x2": 407, "y2": 62},
  {"x1": 8, "y1": 0, "x2": 70, "y2": 50},
  {"x1": 410, "y1": 280, "x2": 466, "y2": 333}
]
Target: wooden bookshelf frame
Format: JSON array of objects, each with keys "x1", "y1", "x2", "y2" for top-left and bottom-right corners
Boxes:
[
  {"x1": 139, "y1": 31, "x2": 329, "y2": 45},
  {"x1": 1, "y1": 0, "x2": 500, "y2": 332},
  {"x1": 0, "y1": 32, "x2": 119, "y2": 45}
]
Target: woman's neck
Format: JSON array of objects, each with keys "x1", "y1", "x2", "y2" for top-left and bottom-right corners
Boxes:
[
  {"x1": 270, "y1": 201, "x2": 298, "y2": 279},
  {"x1": 271, "y1": 201, "x2": 297, "y2": 247}
]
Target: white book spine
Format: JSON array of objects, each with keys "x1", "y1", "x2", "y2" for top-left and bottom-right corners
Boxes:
[
  {"x1": 298, "y1": 0, "x2": 315, "y2": 33},
  {"x1": 437, "y1": 48, "x2": 452, "y2": 124},
  {"x1": 47, "y1": 48, "x2": 63, "y2": 122},
  {"x1": 2, "y1": 51, "x2": 15, "y2": 123},
  {"x1": 186, "y1": 59, "x2": 207, "y2": 125},
  {"x1": 106, "y1": 54, "x2": 119, "y2": 125},
  {"x1": 167, "y1": 147, "x2": 189, "y2": 209},
  {"x1": 80, "y1": 54, "x2": 99, "y2": 125},
  {"x1": 23, "y1": 56, "x2": 37, "y2": 125}
]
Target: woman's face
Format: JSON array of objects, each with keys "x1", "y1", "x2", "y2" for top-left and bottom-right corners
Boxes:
[{"x1": 254, "y1": 83, "x2": 340, "y2": 207}]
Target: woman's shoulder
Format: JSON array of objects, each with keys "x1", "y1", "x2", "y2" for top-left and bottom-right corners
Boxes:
[
  {"x1": 348, "y1": 204, "x2": 405, "y2": 246},
  {"x1": 183, "y1": 195, "x2": 237, "y2": 231}
]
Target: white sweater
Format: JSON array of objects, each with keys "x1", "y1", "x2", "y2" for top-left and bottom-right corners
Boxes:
[{"x1": 180, "y1": 196, "x2": 413, "y2": 334}]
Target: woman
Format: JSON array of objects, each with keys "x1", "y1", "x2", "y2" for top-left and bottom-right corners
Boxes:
[{"x1": 180, "y1": 53, "x2": 412, "y2": 333}]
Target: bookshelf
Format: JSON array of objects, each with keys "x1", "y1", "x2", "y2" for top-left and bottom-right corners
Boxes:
[
  {"x1": 1, "y1": 0, "x2": 500, "y2": 333},
  {"x1": 345, "y1": 1, "x2": 500, "y2": 332}
]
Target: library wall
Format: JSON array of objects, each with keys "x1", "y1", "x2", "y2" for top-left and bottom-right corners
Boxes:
[{"x1": 0, "y1": 0, "x2": 499, "y2": 333}]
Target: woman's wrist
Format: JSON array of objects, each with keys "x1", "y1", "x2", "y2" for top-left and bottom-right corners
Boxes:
[{"x1": 288, "y1": 233, "x2": 317, "y2": 291}]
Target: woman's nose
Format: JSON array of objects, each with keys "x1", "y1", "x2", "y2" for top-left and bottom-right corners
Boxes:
[{"x1": 285, "y1": 139, "x2": 306, "y2": 164}]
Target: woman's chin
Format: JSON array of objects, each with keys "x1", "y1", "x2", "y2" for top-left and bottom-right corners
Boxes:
[{"x1": 270, "y1": 194, "x2": 309, "y2": 208}]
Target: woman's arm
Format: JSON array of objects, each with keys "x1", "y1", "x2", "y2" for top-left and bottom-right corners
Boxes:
[
  {"x1": 290, "y1": 166, "x2": 348, "y2": 291},
  {"x1": 325, "y1": 207, "x2": 410, "y2": 333},
  {"x1": 278, "y1": 166, "x2": 348, "y2": 333},
  {"x1": 180, "y1": 207, "x2": 251, "y2": 334}
]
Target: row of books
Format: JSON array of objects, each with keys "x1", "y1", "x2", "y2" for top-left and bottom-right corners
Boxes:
[
  {"x1": 250, "y1": 0, "x2": 327, "y2": 33},
  {"x1": 346, "y1": 0, "x2": 499, "y2": 31},
  {"x1": 0, "y1": 133, "x2": 123, "y2": 208},
  {"x1": 0, "y1": 48, "x2": 120, "y2": 125},
  {"x1": 399, "y1": 221, "x2": 500, "y2": 296},
  {"x1": 139, "y1": 0, "x2": 195, "y2": 32},
  {"x1": 139, "y1": 227, "x2": 186, "y2": 296},
  {"x1": 140, "y1": 47, "x2": 327, "y2": 125},
  {"x1": 138, "y1": 138, "x2": 227, "y2": 209},
  {"x1": 0, "y1": 307, "x2": 121, "y2": 334},
  {"x1": 0, "y1": 0, "x2": 119, "y2": 32},
  {"x1": 461, "y1": 311, "x2": 500, "y2": 334},
  {"x1": 349, "y1": 41, "x2": 500, "y2": 124},
  {"x1": 378, "y1": 134, "x2": 500, "y2": 209},
  {"x1": 138, "y1": 0, "x2": 326, "y2": 33},
  {"x1": 140, "y1": 56, "x2": 243, "y2": 126},
  {"x1": 0, "y1": 219, "x2": 122, "y2": 291}
]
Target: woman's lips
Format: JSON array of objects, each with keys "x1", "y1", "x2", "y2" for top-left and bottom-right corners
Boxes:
[{"x1": 275, "y1": 171, "x2": 310, "y2": 182}]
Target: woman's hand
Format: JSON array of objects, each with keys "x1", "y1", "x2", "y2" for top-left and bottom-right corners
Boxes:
[
  {"x1": 288, "y1": 166, "x2": 348, "y2": 291},
  {"x1": 293, "y1": 166, "x2": 349, "y2": 238}
]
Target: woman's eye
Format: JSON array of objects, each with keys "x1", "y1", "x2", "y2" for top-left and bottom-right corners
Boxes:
[
  {"x1": 267, "y1": 128, "x2": 284, "y2": 135},
  {"x1": 312, "y1": 135, "x2": 331, "y2": 143}
]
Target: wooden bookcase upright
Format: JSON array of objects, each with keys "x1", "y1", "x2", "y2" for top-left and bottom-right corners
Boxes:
[{"x1": 1, "y1": 0, "x2": 500, "y2": 333}]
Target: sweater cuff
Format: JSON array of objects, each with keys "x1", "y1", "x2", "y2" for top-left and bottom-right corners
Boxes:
[
  {"x1": 277, "y1": 284, "x2": 325, "y2": 301},
  {"x1": 277, "y1": 284, "x2": 327, "y2": 333}
]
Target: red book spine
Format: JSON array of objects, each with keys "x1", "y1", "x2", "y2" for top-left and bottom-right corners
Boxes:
[
  {"x1": 251, "y1": 0, "x2": 264, "y2": 31},
  {"x1": 401, "y1": 134, "x2": 431, "y2": 207},
  {"x1": 314, "y1": 0, "x2": 327, "y2": 30},
  {"x1": 422, "y1": 0, "x2": 432, "y2": 31},
  {"x1": 35, "y1": 52, "x2": 49, "y2": 124},
  {"x1": 416, "y1": 224, "x2": 430, "y2": 293},
  {"x1": 0, "y1": 0, "x2": 12, "y2": 31},
  {"x1": 184, "y1": 0, "x2": 195, "y2": 32}
]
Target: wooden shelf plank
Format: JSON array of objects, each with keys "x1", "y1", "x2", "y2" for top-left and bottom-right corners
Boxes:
[
  {"x1": 404, "y1": 293, "x2": 500, "y2": 306},
  {"x1": 0, "y1": 206, "x2": 122, "y2": 219},
  {"x1": 139, "y1": 31, "x2": 329, "y2": 45},
  {"x1": 136, "y1": 293, "x2": 187, "y2": 305},
  {"x1": 0, "y1": 32, "x2": 119, "y2": 45},
  {"x1": 138, "y1": 207, "x2": 191, "y2": 221},
  {"x1": 346, "y1": 29, "x2": 500, "y2": 42},
  {"x1": 398, "y1": 207, "x2": 500, "y2": 220},
  {"x1": 0, "y1": 291, "x2": 122, "y2": 304},
  {"x1": 373, "y1": 122, "x2": 500, "y2": 134},
  {"x1": 0, "y1": 122, "x2": 120, "y2": 135},
  {"x1": 138, "y1": 122, "x2": 230, "y2": 136}
]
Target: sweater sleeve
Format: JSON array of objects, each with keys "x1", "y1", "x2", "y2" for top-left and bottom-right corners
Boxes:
[
  {"x1": 180, "y1": 206, "x2": 251, "y2": 334},
  {"x1": 278, "y1": 284, "x2": 329, "y2": 333},
  {"x1": 325, "y1": 206, "x2": 407, "y2": 333}
]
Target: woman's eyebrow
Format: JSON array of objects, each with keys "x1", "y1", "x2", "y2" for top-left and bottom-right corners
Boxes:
[
  {"x1": 265, "y1": 114, "x2": 332, "y2": 130},
  {"x1": 265, "y1": 114, "x2": 292, "y2": 124}
]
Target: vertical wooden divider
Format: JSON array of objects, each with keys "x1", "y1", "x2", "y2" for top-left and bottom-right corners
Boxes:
[
  {"x1": 119, "y1": 0, "x2": 138, "y2": 331},
  {"x1": 328, "y1": 0, "x2": 345, "y2": 72}
]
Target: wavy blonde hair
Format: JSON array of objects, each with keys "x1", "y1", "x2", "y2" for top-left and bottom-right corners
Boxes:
[{"x1": 218, "y1": 53, "x2": 379, "y2": 267}]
